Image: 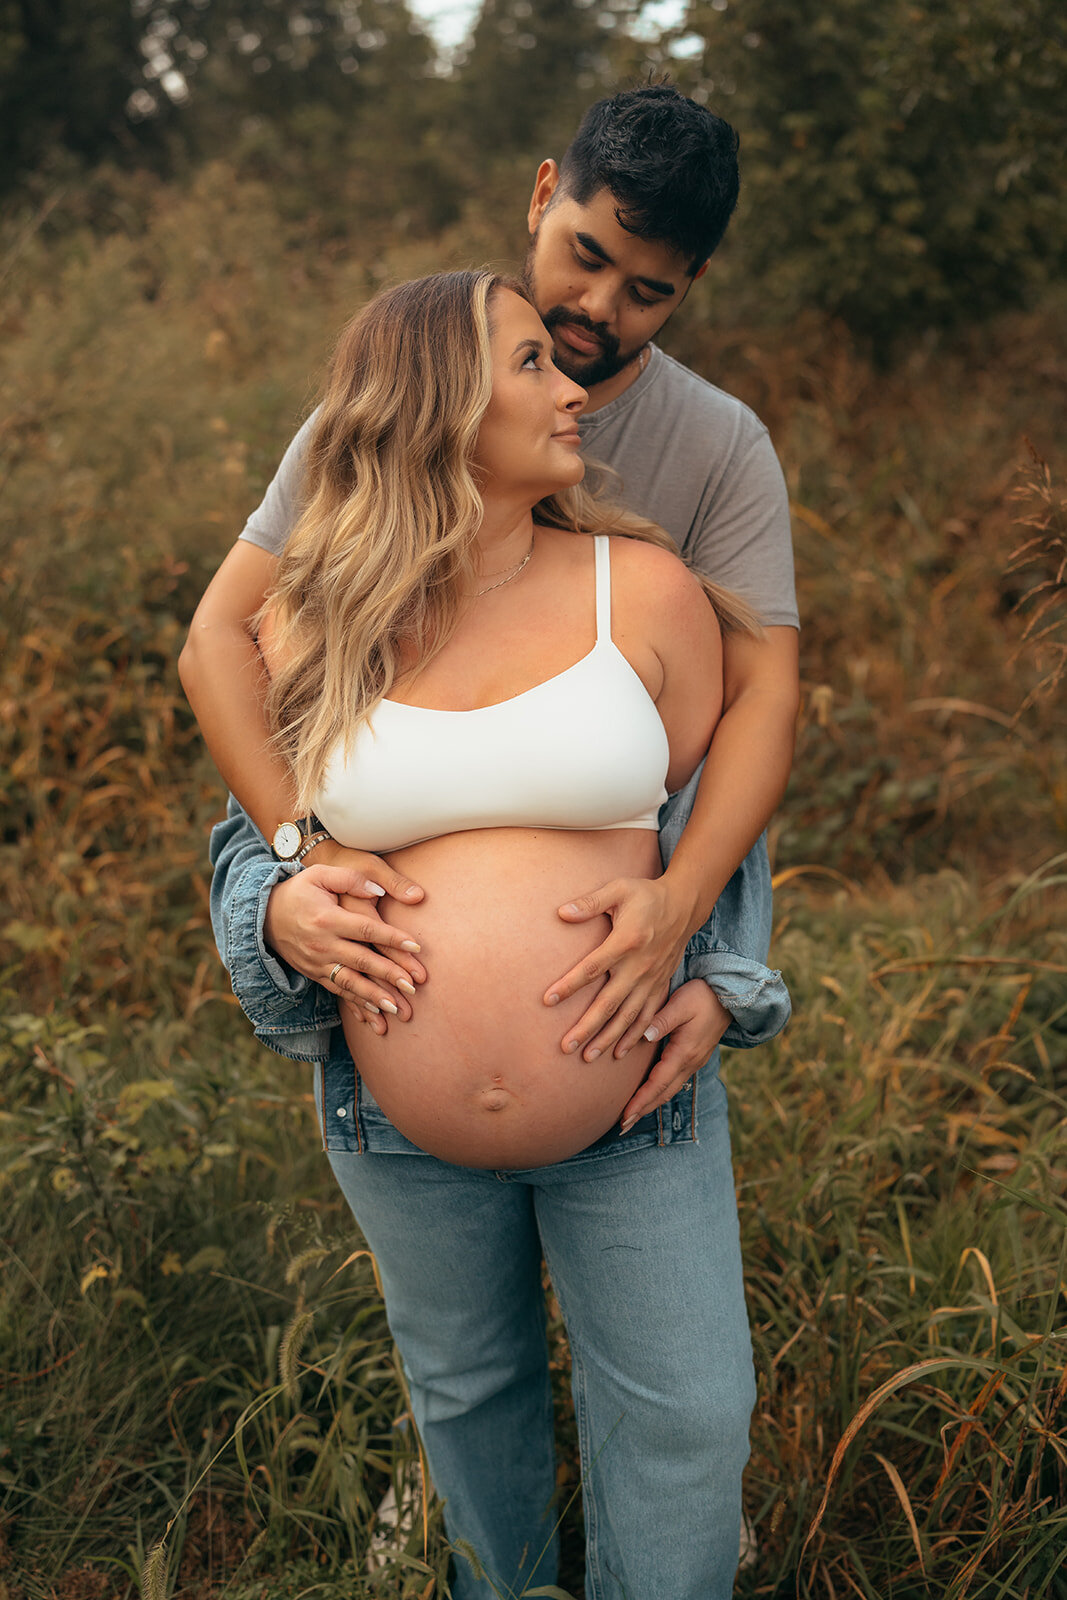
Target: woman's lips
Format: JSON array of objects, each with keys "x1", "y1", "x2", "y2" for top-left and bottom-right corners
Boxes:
[{"x1": 552, "y1": 428, "x2": 582, "y2": 444}]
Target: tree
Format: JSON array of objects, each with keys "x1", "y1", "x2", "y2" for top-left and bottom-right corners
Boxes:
[
  {"x1": 675, "y1": 0, "x2": 1067, "y2": 348},
  {"x1": 0, "y1": 0, "x2": 162, "y2": 183},
  {"x1": 452, "y1": 0, "x2": 631, "y2": 164}
]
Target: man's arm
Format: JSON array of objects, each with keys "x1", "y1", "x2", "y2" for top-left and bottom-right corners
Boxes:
[
  {"x1": 182, "y1": 421, "x2": 430, "y2": 1018},
  {"x1": 179, "y1": 539, "x2": 296, "y2": 839},
  {"x1": 545, "y1": 624, "x2": 798, "y2": 1061},
  {"x1": 544, "y1": 404, "x2": 799, "y2": 1059}
]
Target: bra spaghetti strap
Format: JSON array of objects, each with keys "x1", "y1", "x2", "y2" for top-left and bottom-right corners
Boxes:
[{"x1": 593, "y1": 535, "x2": 611, "y2": 642}]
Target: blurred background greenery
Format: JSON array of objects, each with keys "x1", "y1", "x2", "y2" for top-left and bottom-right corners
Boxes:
[{"x1": 1, "y1": 3, "x2": 1065, "y2": 1597}]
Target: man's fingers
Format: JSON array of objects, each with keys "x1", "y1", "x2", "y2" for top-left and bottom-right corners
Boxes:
[
  {"x1": 569, "y1": 991, "x2": 659, "y2": 1063},
  {"x1": 556, "y1": 884, "x2": 615, "y2": 924},
  {"x1": 556, "y1": 964, "x2": 663, "y2": 1059},
  {"x1": 544, "y1": 952, "x2": 609, "y2": 1009}
]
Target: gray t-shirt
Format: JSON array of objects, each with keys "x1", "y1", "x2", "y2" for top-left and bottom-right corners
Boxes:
[{"x1": 240, "y1": 343, "x2": 798, "y2": 628}]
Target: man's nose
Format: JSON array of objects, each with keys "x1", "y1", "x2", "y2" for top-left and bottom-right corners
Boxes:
[{"x1": 575, "y1": 279, "x2": 615, "y2": 331}]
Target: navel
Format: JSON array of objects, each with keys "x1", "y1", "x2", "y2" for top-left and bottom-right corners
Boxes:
[{"x1": 479, "y1": 1075, "x2": 515, "y2": 1114}]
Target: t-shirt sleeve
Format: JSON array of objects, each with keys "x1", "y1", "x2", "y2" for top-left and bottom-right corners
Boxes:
[
  {"x1": 688, "y1": 425, "x2": 799, "y2": 630},
  {"x1": 238, "y1": 410, "x2": 319, "y2": 557}
]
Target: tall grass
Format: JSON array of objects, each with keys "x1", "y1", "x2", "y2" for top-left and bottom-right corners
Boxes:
[{"x1": 1, "y1": 168, "x2": 1064, "y2": 1598}]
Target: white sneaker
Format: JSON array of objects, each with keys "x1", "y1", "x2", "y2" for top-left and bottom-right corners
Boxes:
[{"x1": 365, "y1": 1459, "x2": 423, "y2": 1572}]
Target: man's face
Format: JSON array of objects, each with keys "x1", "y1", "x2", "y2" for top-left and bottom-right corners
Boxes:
[{"x1": 524, "y1": 163, "x2": 706, "y2": 390}]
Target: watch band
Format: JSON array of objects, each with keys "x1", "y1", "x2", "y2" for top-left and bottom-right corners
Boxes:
[{"x1": 295, "y1": 830, "x2": 332, "y2": 863}]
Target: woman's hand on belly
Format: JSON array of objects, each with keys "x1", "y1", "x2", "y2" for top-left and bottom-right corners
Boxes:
[
  {"x1": 263, "y1": 860, "x2": 427, "y2": 1027},
  {"x1": 617, "y1": 978, "x2": 732, "y2": 1134},
  {"x1": 547, "y1": 873, "x2": 697, "y2": 1062}
]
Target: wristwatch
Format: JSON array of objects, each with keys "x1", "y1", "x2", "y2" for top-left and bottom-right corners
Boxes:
[{"x1": 271, "y1": 816, "x2": 331, "y2": 862}]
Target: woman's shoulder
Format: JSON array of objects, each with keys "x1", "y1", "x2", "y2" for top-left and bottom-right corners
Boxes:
[{"x1": 606, "y1": 534, "x2": 709, "y2": 618}]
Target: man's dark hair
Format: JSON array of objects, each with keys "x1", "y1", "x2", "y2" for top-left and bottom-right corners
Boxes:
[{"x1": 557, "y1": 84, "x2": 740, "y2": 274}]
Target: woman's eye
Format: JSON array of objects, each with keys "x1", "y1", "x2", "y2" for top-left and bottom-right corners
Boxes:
[{"x1": 522, "y1": 352, "x2": 541, "y2": 369}]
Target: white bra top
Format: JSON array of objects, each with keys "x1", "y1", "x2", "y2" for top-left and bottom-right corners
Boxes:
[{"x1": 314, "y1": 535, "x2": 670, "y2": 853}]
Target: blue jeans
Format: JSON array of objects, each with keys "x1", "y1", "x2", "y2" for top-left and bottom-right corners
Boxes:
[{"x1": 325, "y1": 1069, "x2": 755, "y2": 1600}]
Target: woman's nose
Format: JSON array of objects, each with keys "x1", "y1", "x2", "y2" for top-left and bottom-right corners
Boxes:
[{"x1": 558, "y1": 375, "x2": 587, "y2": 414}]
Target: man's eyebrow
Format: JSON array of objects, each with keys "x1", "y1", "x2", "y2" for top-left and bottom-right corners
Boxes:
[{"x1": 574, "y1": 231, "x2": 676, "y2": 298}]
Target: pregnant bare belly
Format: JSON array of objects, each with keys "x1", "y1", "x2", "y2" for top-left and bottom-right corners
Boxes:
[{"x1": 341, "y1": 827, "x2": 663, "y2": 1168}]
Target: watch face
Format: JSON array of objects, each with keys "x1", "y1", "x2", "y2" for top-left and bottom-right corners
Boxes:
[{"x1": 273, "y1": 822, "x2": 303, "y2": 859}]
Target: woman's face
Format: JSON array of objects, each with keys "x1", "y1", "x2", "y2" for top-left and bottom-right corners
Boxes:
[{"x1": 473, "y1": 289, "x2": 588, "y2": 503}]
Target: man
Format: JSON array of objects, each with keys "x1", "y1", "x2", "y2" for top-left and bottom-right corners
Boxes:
[{"x1": 187, "y1": 83, "x2": 798, "y2": 1599}]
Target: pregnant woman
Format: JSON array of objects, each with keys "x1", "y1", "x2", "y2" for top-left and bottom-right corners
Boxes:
[
  {"x1": 257, "y1": 270, "x2": 744, "y2": 1171},
  {"x1": 210, "y1": 269, "x2": 776, "y2": 1600}
]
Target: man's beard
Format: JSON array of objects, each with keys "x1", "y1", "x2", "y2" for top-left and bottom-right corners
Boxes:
[
  {"x1": 524, "y1": 246, "x2": 647, "y2": 387},
  {"x1": 540, "y1": 305, "x2": 645, "y2": 388}
]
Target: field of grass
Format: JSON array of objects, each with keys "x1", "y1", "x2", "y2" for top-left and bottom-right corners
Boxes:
[{"x1": 1, "y1": 168, "x2": 1064, "y2": 1599}]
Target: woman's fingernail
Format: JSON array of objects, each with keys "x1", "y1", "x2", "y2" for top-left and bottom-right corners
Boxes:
[
  {"x1": 585, "y1": 1047, "x2": 601, "y2": 1062},
  {"x1": 366, "y1": 881, "x2": 386, "y2": 897},
  {"x1": 397, "y1": 978, "x2": 416, "y2": 996},
  {"x1": 619, "y1": 1116, "x2": 638, "y2": 1137},
  {"x1": 401, "y1": 940, "x2": 421, "y2": 953},
  {"x1": 560, "y1": 903, "x2": 579, "y2": 916},
  {"x1": 617, "y1": 1046, "x2": 629, "y2": 1058},
  {"x1": 404, "y1": 886, "x2": 421, "y2": 899},
  {"x1": 363, "y1": 1002, "x2": 380, "y2": 1015},
  {"x1": 545, "y1": 992, "x2": 560, "y2": 1007},
  {"x1": 643, "y1": 1025, "x2": 660, "y2": 1043},
  {"x1": 379, "y1": 999, "x2": 399, "y2": 1015},
  {"x1": 565, "y1": 1040, "x2": 580, "y2": 1055}
]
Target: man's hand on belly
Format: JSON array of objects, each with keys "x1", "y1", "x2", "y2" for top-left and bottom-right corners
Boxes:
[
  {"x1": 544, "y1": 875, "x2": 697, "y2": 1061},
  {"x1": 617, "y1": 980, "x2": 732, "y2": 1135}
]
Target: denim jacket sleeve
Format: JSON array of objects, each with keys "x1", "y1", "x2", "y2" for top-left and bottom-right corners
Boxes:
[
  {"x1": 658, "y1": 759, "x2": 791, "y2": 1049},
  {"x1": 211, "y1": 761, "x2": 790, "y2": 1062},
  {"x1": 209, "y1": 796, "x2": 340, "y2": 1061}
]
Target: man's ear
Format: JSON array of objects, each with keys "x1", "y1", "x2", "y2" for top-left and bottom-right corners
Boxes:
[
  {"x1": 692, "y1": 260, "x2": 710, "y2": 282},
  {"x1": 527, "y1": 159, "x2": 560, "y2": 236}
]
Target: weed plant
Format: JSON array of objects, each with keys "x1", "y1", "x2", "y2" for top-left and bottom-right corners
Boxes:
[{"x1": 1, "y1": 169, "x2": 1064, "y2": 1598}]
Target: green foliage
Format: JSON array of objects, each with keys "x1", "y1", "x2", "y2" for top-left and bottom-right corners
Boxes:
[
  {"x1": 677, "y1": 0, "x2": 1067, "y2": 349},
  {"x1": 0, "y1": 0, "x2": 157, "y2": 182},
  {"x1": 450, "y1": 0, "x2": 625, "y2": 165}
]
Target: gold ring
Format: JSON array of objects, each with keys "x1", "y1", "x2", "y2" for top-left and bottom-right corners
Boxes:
[{"x1": 329, "y1": 962, "x2": 343, "y2": 984}]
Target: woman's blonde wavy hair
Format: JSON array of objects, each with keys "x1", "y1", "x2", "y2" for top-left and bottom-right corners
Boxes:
[{"x1": 263, "y1": 268, "x2": 760, "y2": 811}]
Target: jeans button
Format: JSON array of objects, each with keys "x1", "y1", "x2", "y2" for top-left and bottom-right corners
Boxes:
[{"x1": 336, "y1": 1106, "x2": 347, "y2": 1118}]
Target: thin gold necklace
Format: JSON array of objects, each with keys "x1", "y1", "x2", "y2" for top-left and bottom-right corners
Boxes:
[{"x1": 475, "y1": 538, "x2": 535, "y2": 597}]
